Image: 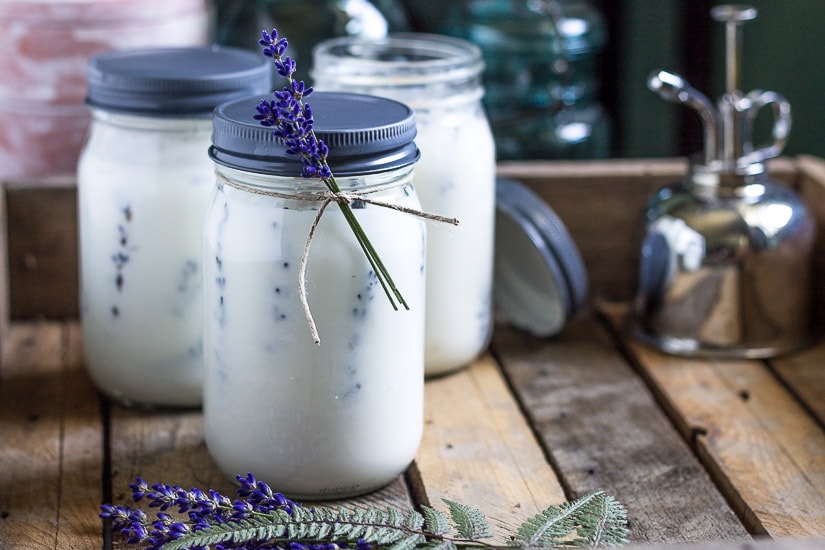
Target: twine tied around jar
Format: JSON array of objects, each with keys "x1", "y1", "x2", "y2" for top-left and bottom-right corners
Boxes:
[{"x1": 216, "y1": 173, "x2": 459, "y2": 344}]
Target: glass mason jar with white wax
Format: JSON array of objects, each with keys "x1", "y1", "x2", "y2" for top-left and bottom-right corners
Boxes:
[
  {"x1": 204, "y1": 92, "x2": 426, "y2": 499},
  {"x1": 311, "y1": 34, "x2": 496, "y2": 376},
  {"x1": 77, "y1": 47, "x2": 271, "y2": 408}
]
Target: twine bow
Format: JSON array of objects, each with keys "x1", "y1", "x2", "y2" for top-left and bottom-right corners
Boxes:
[{"x1": 217, "y1": 175, "x2": 459, "y2": 344}]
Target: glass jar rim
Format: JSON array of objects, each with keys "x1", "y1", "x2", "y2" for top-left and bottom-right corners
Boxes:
[{"x1": 310, "y1": 33, "x2": 484, "y2": 88}]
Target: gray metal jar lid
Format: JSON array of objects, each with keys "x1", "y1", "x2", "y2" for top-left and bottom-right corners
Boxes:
[
  {"x1": 210, "y1": 91, "x2": 420, "y2": 176},
  {"x1": 86, "y1": 46, "x2": 273, "y2": 117},
  {"x1": 494, "y1": 177, "x2": 588, "y2": 337}
]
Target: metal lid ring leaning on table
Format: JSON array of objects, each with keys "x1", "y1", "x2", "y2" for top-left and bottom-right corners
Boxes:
[{"x1": 494, "y1": 176, "x2": 588, "y2": 337}]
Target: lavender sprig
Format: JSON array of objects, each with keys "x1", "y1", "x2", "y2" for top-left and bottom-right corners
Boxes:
[
  {"x1": 100, "y1": 473, "x2": 299, "y2": 549},
  {"x1": 101, "y1": 474, "x2": 629, "y2": 549},
  {"x1": 254, "y1": 28, "x2": 409, "y2": 340}
]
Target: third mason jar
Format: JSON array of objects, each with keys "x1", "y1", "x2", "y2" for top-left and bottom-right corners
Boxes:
[
  {"x1": 311, "y1": 33, "x2": 496, "y2": 376},
  {"x1": 205, "y1": 91, "x2": 426, "y2": 498}
]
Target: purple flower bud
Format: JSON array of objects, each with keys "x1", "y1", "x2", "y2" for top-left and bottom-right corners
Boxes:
[
  {"x1": 275, "y1": 57, "x2": 297, "y2": 78},
  {"x1": 129, "y1": 477, "x2": 149, "y2": 501}
]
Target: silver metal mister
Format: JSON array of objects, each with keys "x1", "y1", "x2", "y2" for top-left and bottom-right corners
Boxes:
[{"x1": 631, "y1": 5, "x2": 816, "y2": 358}]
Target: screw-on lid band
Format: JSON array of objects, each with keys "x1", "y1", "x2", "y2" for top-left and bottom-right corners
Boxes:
[
  {"x1": 210, "y1": 91, "x2": 420, "y2": 176},
  {"x1": 86, "y1": 46, "x2": 272, "y2": 117},
  {"x1": 494, "y1": 177, "x2": 588, "y2": 337}
]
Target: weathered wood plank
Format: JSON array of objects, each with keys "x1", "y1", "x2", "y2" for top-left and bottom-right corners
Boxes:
[
  {"x1": 770, "y1": 340, "x2": 825, "y2": 428},
  {"x1": 492, "y1": 315, "x2": 749, "y2": 546},
  {"x1": 107, "y1": 403, "x2": 413, "y2": 517},
  {"x1": 625, "y1": 537, "x2": 825, "y2": 550},
  {"x1": 57, "y1": 322, "x2": 104, "y2": 547},
  {"x1": 6, "y1": 185, "x2": 78, "y2": 319},
  {"x1": 603, "y1": 305, "x2": 825, "y2": 539},
  {"x1": 415, "y1": 353, "x2": 566, "y2": 543},
  {"x1": 496, "y1": 157, "x2": 801, "y2": 304},
  {"x1": 0, "y1": 158, "x2": 813, "y2": 320},
  {"x1": 0, "y1": 322, "x2": 101, "y2": 549},
  {"x1": 797, "y1": 154, "x2": 825, "y2": 319},
  {"x1": 0, "y1": 186, "x2": 10, "y2": 351}
]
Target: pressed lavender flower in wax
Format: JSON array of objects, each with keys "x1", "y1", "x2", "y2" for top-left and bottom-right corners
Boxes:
[{"x1": 78, "y1": 46, "x2": 271, "y2": 408}]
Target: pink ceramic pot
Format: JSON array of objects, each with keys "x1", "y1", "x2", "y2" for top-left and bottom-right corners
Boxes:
[{"x1": 0, "y1": 0, "x2": 210, "y2": 181}]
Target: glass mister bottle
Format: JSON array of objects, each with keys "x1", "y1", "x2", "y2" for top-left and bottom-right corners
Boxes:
[{"x1": 441, "y1": 0, "x2": 611, "y2": 160}]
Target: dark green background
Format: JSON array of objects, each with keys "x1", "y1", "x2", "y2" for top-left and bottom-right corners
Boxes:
[
  {"x1": 214, "y1": 1, "x2": 825, "y2": 160},
  {"x1": 599, "y1": 0, "x2": 825, "y2": 160}
]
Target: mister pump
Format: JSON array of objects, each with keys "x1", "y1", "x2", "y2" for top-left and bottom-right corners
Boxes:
[{"x1": 631, "y1": 5, "x2": 815, "y2": 358}]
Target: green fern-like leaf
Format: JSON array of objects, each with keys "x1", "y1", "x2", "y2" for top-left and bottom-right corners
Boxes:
[
  {"x1": 161, "y1": 504, "x2": 422, "y2": 550},
  {"x1": 420, "y1": 541, "x2": 458, "y2": 550},
  {"x1": 571, "y1": 493, "x2": 629, "y2": 548},
  {"x1": 421, "y1": 505, "x2": 450, "y2": 536},
  {"x1": 443, "y1": 499, "x2": 492, "y2": 540},
  {"x1": 404, "y1": 509, "x2": 425, "y2": 532},
  {"x1": 111, "y1": 477, "x2": 628, "y2": 550},
  {"x1": 387, "y1": 533, "x2": 427, "y2": 550},
  {"x1": 512, "y1": 491, "x2": 629, "y2": 548},
  {"x1": 162, "y1": 512, "x2": 291, "y2": 550}
]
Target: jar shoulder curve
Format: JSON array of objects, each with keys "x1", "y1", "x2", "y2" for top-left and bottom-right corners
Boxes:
[{"x1": 81, "y1": 112, "x2": 213, "y2": 168}]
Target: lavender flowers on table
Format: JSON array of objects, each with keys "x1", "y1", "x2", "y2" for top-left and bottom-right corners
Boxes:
[
  {"x1": 101, "y1": 473, "x2": 628, "y2": 549},
  {"x1": 253, "y1": 28, "x2": 408, "y2": 344},
  {"x1": 100, "y1": 473, "x2": 296, "y2": 549}
]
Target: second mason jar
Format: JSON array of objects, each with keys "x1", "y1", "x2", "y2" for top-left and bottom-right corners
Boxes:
[
  {"x1": 78, "y1": 47, "x2": 271, "y2": 407},
  {"x1": 204, "y1": 92, "x2": 426, "y2": 498},
  {"x1": 311, "y1": 33, "x2": 496, "y2": 376}
]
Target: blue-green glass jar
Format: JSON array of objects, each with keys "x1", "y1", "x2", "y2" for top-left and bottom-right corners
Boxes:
[{"x1": 440, "y1": 0, "x2": 611, "y2": 160}]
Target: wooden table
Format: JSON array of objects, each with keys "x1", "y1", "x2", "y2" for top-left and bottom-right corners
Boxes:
[
  {"x1": 2, "y1": 158, "x2": 825, "y2": 548},
  {"x1": 2, "y1": 304, "x2": 825, "y2": 549}
]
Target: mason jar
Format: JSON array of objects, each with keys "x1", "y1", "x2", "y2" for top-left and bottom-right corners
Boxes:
[
  {"x1": 204, "y1": 92, "x2": 426, "y2": 499},
  {"x1": 439, "y1": 0, "x2": 611, "y2": 160},
  {"x1": 77, "y1": 47, "x2": 271, "y2": 408},
  {"x1": 311, "y1": 33, "x2": 496, "y2": 376}
]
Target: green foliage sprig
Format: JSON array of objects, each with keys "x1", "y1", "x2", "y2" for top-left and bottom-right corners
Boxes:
[{"x1": 100, "y1": 473, "x2": 629, "y2": 549}]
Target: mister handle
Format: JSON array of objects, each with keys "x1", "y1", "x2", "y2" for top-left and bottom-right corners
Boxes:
[{"x1": 738, "y1": 89, "x2": 791, "y2": 164}]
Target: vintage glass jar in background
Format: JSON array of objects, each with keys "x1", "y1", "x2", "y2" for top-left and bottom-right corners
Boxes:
[
  {"x1": 77, "y1": 47, "x2": 272, "y2": 407},
  {"x1": 439, "y1": 0, "x2": 611, "y2": 160},
  {"x1": 311, "y1": 34, "x2": 496, "y2": 376},
  {"x1": 211, "y1": 0, "x2": 410, "y2": 82},
  {"x1": 204, "y1": 92, "x2": 426, "y2": 498}
]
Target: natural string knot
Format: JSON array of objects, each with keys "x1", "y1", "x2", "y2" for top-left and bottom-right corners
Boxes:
[{"x1": 217, "y1": 175, "x2": 459, "y2": 344}]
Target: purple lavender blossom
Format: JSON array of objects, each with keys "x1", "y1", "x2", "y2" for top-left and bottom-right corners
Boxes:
[
  {"x1": 251, "y1": 27, "x2": 409, "y2": 322},
  {"x1": 100, "y1": 473, "x2": 298, "y2": 550},
  {"x1": 253, "y1": 29, "x2": 332, "y2": 181}
]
